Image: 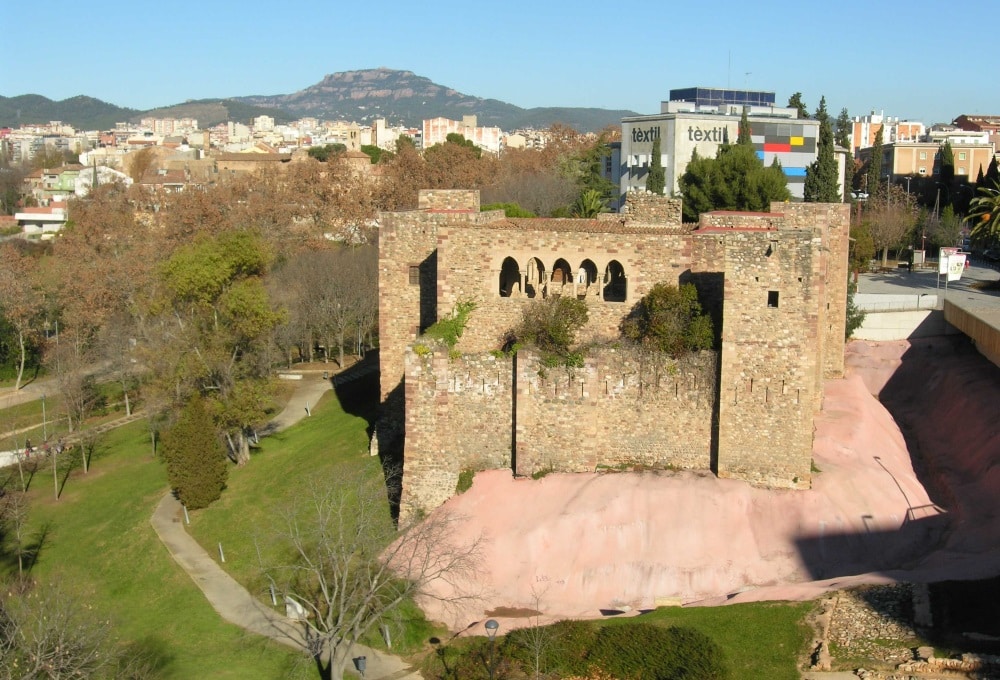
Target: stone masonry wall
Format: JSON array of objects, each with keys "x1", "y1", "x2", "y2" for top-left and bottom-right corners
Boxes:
[
  {"x1": 400, "y1": 348, "x2": 513, "y2": 516},
  {"x1": 772, "y1": 202, "x2": 851, "y2": 379},
  {"x1": 400, "y1": 345, "x2": 715, "y2": 516},
  {"x1": 714, "y1": 229, "x2": 819, "y2": 488},
  {"x1": 436, "y1": 223, "x2": 693, "y2": 354},
  {"x1": 418, "y1": 189, "x2": 480, "y2": 211},
  {"x1": 514, "y1": 348, "x2": 715, "y2": 477},
  {"x1": 379, "y1": 190, "x2": 850, "y2": 515},
  {"x1": 619, "y1": 191, "x2": 683, "y2": 225}
]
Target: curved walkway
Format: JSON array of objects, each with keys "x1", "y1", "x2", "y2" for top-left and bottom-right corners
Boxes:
[{"x1": 150, "y1": 370, "x2": 421, "y2": 680}]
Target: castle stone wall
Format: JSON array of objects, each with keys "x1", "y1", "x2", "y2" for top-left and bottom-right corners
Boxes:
[
  {"x1": 619, "y1": 191, "x2": 683, "y2": 225},
  {"x1": 715, "y1": 229, "x2": 819, "y2": 488},
  {"x1": 378, "y1": 190, "x2": 851, "y2": 517},
  {"x1": 436, "y1": 223, "x2": 693, "y2": 354},
  {"x1": 514, "y1": 349, "x2": 715, "y2": 477},
  {"x1": 401, "y1": 348, "x2": 513, "y2": 514}
]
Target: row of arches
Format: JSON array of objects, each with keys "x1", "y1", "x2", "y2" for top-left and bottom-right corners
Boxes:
[{"x1": 498, "y1": 257, "x2": 627, "y2": 302}]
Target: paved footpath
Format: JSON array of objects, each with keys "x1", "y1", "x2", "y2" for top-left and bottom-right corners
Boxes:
[{"x1": 150, "y1": 368, "x2": 422, "y2": 680}]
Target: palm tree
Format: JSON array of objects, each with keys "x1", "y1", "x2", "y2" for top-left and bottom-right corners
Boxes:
[
  {"x1": 572, "y1": 189, "x2": 607, "y2": 218},
  {"x1": 969, "y1": 180, "x2": 1000, "y2": 245}
]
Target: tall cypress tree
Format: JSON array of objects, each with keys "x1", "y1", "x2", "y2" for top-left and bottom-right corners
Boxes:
[
  {"x1": 986, "y1": 156, "x2": 1000, "y2": 188},
  {"x1": 865, "y1": 128, "x2": 884, "y2": 194},
  {"x1": 804, "y1": 108, "x2": 841, "y2": 202},
  {"x1": 834, "y1": 108, "x2": 852, "y2": 149},
  {"x1": 940, "y1": 140, "x2": 955, "y2": 185},
  {"x1": 737, "y1": 107, "x2": 753, "y2": 146},
  {"x1": 646, "y1": 135, "x2": 665, "y2": 195}
]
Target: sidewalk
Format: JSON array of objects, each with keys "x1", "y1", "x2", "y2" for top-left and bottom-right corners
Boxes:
[{"x1": 150, "y1": 367, "x2": 422, "y2": 680}]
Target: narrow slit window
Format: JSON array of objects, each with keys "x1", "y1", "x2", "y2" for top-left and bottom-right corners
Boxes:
[
  {"x1": 408, "y1": 265, "x2": 420, "y2": 285},
  {"x1": 767, "y1": 290, "x2": 779, "y2": 308}
]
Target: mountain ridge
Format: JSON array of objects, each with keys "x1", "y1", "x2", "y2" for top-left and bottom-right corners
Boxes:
[{"x1": 1, "y1": 68, "x2": 637, "y2": 133}]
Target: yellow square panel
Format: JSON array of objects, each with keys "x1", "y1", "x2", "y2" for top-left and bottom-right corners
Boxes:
[{"x1": 790, "y1": 136, "x2": 804, "y2": 146}]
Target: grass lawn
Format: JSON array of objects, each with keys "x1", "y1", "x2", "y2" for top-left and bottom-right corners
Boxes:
[
  {"x1": 185, "y1": 378, "x2": 440, "y2": 654},
  {"x1": 1, "y1": 416, "x2": 312, "y2": 679},
  {"x1": 604, "y1": 602, "x2": 815, "y2": 679}
]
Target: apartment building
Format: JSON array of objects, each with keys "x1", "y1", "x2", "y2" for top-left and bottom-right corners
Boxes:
[
  {"x1": 422, "y1": 115, "x2": 502, "y2": 155},
  {"x1": 954, "y1": 114, "x2": 1000, "y2": 152},
  {"x1": 858, "y1": 140, "x2": 993, "y2": 180},
  {"x1": 851, "y1": 112, "x2": 924, "y2": 154}
]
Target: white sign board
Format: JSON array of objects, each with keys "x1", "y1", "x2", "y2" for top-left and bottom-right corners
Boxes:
[
  {"x1": 939, "y1": 247, "x2": 959, "y2": 275},
  {"x1": 947, "y1": 253, "x2": 966, "y2": 282}
]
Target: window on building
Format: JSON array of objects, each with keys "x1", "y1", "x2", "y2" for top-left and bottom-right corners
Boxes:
[
  {"x1": 767, "y1": 291, "x2": 780, "y2": 308},
  {"x1": 603, "y1": 261, "x2": 627, "y2": 302},
  {"x1": 919, "y1": 167, "x2": 926, "y2": 174},
  {"x1": 499, "y1": 257, "x2": 521, "y2": 297},
  {"x1": 919, "y1": 151, "x2": 927, "y2": 160},
  {"x1": 408, "y1": 265, "x2": 420, "y2": 285},
  {"x1": 959, "y1": 152, "x2": 967, "y2": 161}
]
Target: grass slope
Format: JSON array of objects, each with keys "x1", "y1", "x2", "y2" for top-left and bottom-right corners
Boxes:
[{"x1": 3, "y1": 417, "x2": 310, "y2": 678}]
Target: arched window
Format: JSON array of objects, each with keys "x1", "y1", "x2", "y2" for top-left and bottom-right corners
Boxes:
[
  {"x1": 499, "y1": 257, "x2": 521, "y2": 297},
  {"x1": 550, "y1": 258, "x2": 572, "y2": 296},
  {"x1": 524, "y1": 257, "x2": 546, "y2": 299},
  {"x1": 576, "y1": 259, "x2": 598, "y2": 299},
  {"x1": 603, "y1": 260, "x2": 627, "y2": 302}
]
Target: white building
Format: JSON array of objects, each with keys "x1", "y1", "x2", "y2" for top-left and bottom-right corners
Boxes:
[
  {"x1": 422, "y1": 115, "x2": 502, "y2": 155},
  {"x1": 612, "y1": 89, "x2": 821, "y2": 206}
]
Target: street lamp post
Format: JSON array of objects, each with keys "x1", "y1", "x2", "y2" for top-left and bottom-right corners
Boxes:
[{"x1": 485, "y1": 619, "x2": 500, "y2": 680}]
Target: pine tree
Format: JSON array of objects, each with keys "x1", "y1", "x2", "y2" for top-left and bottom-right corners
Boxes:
[
  {"x1": 813, "y1": 96, "x2": 829, "y2": 127},
  {"x1": 161, "y1": 395, "x2": 229, "y2": 510},
  {"x1": 646, "y1": 135, "x2": 665, "y2": 195},
  {"x1": 865, "y1": 128, "x2": 884, "y2": 195},
  {"x1": 787, "y1": 93, "x2": 809, "y2": 119},
  {"x1": 804, "y1": 105, "x2": 841, "y2": 202}
]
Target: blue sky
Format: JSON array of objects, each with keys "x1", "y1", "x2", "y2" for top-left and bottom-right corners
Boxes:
[{"x1": 3, "y1": 0, "x2": 993, "y2": 126}]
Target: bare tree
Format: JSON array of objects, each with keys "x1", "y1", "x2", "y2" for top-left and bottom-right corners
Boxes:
[
  {"x1": 865, "y1": 183, "x2": 918, "y2": 267},
  {"x1": 0, "y1": 490, "x2": 31, "y2": 577},
  {"x1": 0, "y1": 582, "x2": 118, "y2": 678},
  {"x1": 259, "y1": 470, "x2": 482, "y2": 680},
  {"x1": 0, "y1": 243, "x2": 45, "y2": 392}
]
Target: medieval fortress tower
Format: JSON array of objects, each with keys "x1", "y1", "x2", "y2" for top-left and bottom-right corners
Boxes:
[{"x1": 378, "y1": 190, "x2": 851, "y2": 518}]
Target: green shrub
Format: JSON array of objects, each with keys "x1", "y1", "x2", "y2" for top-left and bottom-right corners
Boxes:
[
  {"x1": 588, "y1": 623, "x2": 730, "y2": 680},
  {"x1": 456, "y1": 469, "x2": 475, "y2": 494},
  {"x1": 160, "y1": 395, "x2": 229, "y2": 510},
  {"x1": 481, "y1": 202, "x2": 536, "y2": 218},
  {"x1": 537, "y1": 619, "x2": 599, "y2": 677},
  {"x1": 621, "y1": 282, "x2": 715, "y2": 356},
  {"x1": 514, "y1": 296, "x2": 589, "y2": 368}
]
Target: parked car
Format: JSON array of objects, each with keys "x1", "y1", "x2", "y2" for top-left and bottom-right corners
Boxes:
[{"x1": 984, "y1": 249, "x2": 1000, "y2": 263}]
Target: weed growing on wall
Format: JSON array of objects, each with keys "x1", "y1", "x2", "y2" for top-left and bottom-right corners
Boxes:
[{"x1": 421, "y1": 299, "x2": 477, "y2": 349}]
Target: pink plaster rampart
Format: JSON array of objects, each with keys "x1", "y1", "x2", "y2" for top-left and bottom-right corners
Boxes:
[{"x1": 416, "y1": 337, "x2": 1000, "y2": 632}]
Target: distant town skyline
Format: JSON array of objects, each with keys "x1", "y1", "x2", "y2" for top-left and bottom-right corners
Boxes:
[{"x1": 4, "y1": 0, "x2": 992, "y2": 126}]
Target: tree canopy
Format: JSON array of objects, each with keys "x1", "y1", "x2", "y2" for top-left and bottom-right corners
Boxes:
[{"x1": 678, "y1": 124, "x2": 791, "y2": 222}]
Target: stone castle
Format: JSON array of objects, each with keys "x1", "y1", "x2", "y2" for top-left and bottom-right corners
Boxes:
[{"x1": 377, "y1": 190, "x2": 850, "y2": 518}]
